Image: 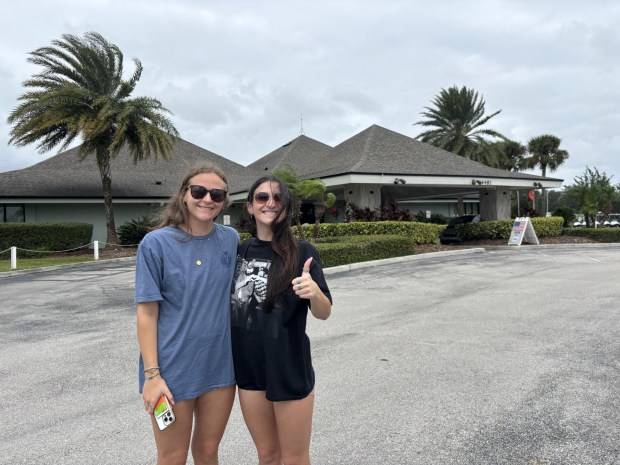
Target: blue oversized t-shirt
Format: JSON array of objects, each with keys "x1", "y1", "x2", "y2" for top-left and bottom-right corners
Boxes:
[{"x1": 135, "y1": 224, "x2": 238, "y2": 400}]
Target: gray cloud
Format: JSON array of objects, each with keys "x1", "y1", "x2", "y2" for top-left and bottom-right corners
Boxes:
[{"x1": 1, "y1": 0, "x2": 619, "y2": 187}]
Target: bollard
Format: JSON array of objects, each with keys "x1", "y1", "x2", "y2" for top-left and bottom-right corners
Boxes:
[
  {"x1": 11, "y1": 247, "x2": 17, "y2": 270},
  {"x1": 94, "y1": 241, "x2": 99, "y2": 261}
]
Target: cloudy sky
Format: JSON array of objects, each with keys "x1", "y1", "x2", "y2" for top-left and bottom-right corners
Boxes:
[{"x1": 1, "y1": 0, "x2": 619, "y2": 187}]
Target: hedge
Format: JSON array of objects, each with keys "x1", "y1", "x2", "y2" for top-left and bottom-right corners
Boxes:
[
  {"x1": 562, "y1": 227, "x2": 620, "y2": 242},
  {"x1": 457, "y1": 216, "x2": 564, "y2": 241},
  {"x1": 0, "y1": 223, "x2": 94, "y2": 258},
  {"x1": 313, "y1": 235, "x2": 418, "y2": 267},
  {"x1": 293, "y1": 221, "x2": 442, "y2": 245}
]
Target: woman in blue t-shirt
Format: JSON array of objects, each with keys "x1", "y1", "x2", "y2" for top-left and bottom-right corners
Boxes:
[
  {"x1": 231, "y1": 175, "x2": 332, "y2": 465},
  {"x1": 135, "y1": 162, "x2": 239, "y2": 465}
]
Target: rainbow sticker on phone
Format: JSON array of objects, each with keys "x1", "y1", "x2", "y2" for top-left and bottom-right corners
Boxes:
[{"x1": 154, "y1": 395, "x2": 175, "y2": 430}]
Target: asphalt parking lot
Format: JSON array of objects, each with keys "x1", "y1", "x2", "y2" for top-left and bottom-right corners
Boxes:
[{"x1": 2, "y1": 245, "x2": 620, "y2": 465}]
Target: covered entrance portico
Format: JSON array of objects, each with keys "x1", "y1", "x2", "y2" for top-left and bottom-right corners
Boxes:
[{"x1": 322, "y1": 173, "x2": 563, "y2": 221}]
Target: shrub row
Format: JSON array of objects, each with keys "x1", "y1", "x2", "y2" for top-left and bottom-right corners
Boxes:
[
  {"x1": 0, "y1": 223, "x2": 93, "y2": 258},
  {"x1": 313, "y1": 235, "x2": 418, "y2": 268},
  {"x1": 294, "y1": 221, "x2": 442, "y2": 244},
  {"x1": 458, "y1": 216, "x2": 564, "y2": 241},
  {"x1": 561, "y1": 227, "x2": 620, "y2": 242}
]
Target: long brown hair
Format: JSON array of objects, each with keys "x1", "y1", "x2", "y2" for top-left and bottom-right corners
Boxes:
[
  {"x1": 247, "y1": 176, "x2": 299, "y2": 312},
  {"x1": 157, "y1": 162, "x2": 230, "y2": 229}
]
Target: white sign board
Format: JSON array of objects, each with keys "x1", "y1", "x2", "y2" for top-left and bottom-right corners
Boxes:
[
  {"x1": 508, "y1": 217, "x2": 539, "y2": 246},
  {"x1": 223, "y1": 215, "x2": 230, "y2": 226}
]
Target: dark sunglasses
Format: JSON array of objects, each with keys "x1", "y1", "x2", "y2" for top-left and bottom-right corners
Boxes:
[
  {"x1": 253, "y1": 192, "x2": 283, "y2": 204},
  {"x1": 186, "y1": 185, "x2": 227, "y2": 203}
]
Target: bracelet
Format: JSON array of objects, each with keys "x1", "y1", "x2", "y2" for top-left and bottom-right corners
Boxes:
[
  {"x1": 146, "y1": 371, "x2": 161, "y2": 381},
  {"x1": 144, "y1": 366, "x2": 160, "y2": 373}
]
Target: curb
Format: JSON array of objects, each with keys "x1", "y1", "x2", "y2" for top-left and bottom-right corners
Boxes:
[
  {"x1": 323, "y1": 248, "x2": 486, "y2": 275},
  {"x1": 482, "y1": 242, "x2": 620, "y2": 252},
  {"x1": 3, "y1": 243, "x2": 620, "y2": 278}
]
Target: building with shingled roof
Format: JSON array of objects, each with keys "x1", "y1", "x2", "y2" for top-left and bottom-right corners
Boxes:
[{"x1": 0, "y1": 125, "x2": 562, "y2": 243}]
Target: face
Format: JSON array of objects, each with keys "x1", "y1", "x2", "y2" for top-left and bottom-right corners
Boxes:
[
  {"x1": 247, "y1": 181, "x2": 284, "y2": 229},
  {"x1": 183, "y1": 172, "x2": 227, "y2": 229}
]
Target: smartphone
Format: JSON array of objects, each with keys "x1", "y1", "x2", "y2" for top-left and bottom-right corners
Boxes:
[{"x1": 153, "y1": 395, "x2": 176, "y2": 431}]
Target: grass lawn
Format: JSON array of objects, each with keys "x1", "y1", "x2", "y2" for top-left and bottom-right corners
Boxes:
[{"x1": 0, "y1": 257, "x2": 95, "y2": 272}]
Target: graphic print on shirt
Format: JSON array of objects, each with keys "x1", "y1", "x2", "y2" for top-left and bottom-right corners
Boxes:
[{"x1": 231, "y1": 257, "x2": 273, "y2": 333}]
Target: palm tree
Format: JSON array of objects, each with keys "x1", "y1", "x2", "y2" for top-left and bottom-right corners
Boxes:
[
  {"x1": 414, "y1": 85, "x2": 507, "y2": 167},
  {"x1": 525, "y1": 135, "x2": 569, "y2": 178},
  {"x1": 525, "y1": 134, "x2": 569, "y2": 214},
  {"x1": 7, "y1": 32, "x2": 179, "y2": 245},
  {"x1": 301, "y1": 179, "x2": 336, "y2": 241},
  {"x1": 562, "y1": 166, "x2": 614, "y2": 227},
  {"x1": 493, "y1": 139, "x2": 528, "y2": 172},
  {"x1": 273, "y1": 165, "x2": 307, "y2": 241}
]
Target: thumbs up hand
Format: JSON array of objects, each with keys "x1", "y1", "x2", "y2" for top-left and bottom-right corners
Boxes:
[{"x1": 292, "y1": 257, "x2": 318, "y2": 299}]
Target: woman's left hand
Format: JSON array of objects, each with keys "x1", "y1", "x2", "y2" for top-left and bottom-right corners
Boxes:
[{"x1": 292, "y1": 257, "x2": 319, "y2": 299}]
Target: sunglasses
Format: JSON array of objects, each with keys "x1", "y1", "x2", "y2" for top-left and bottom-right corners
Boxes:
[
  {"x1": 186, "y1": 185, "x2": 227, "y2": 203},
  {"x1": 253, "y1": 192, "x2": 283, "y2": 204}
]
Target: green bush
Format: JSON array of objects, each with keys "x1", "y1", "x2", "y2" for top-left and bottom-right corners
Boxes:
[
  {"x1": 0, "y1": 222, "x2": 93, "y2": 258},
  {"x1": 314, "y1": 235, "x2": 418, "y2": 267},
  {"x1": 457, "y1": 216, "x2": 564, "y2": 241},
  {"x1": 552, "y1": 206, "x2": 575, "y2": 228},
  {"x1": 293, "y1": 221, "x2": 442, "y2": 245},
  {"x1": 562, "y1": 227, "x2": 620, "y2": 242},
  {"x1": 117, "y1": 215, "x2": 157, "y2": 246}
]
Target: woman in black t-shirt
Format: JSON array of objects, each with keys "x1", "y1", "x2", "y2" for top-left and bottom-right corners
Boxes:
[{"x1": 231, "y1": 175, "x2": 332, "y2": 465}]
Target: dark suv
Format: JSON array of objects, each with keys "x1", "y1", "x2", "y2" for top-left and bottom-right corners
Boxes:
[{"x1": 440, "y1": 214, "x2": 480, "y2": 244}]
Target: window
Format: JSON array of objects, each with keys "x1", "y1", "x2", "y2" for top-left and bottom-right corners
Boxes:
[{"x1": 1, "y1": 204, "x2": 25, "y2": 222}]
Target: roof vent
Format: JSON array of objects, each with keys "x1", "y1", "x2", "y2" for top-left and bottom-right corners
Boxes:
[{"x1": 155, "y1": 180, "x2": 162, "y2": 185}]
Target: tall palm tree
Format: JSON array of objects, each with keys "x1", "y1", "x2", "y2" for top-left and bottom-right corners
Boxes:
[
  {"x1": 7, "y1": 32, "x2": 179, "y2": 245},
  {"x1": 525, "y1": 134, "x2": 569, "y2": 178},
  {"x1": 492, "y1": 139, "x2": 528, "y2": 172},
  {"x1": 525, "y1": 134, "x2": 569, "y2": 214},
  {"x1": 414, "y1": 85, "x2": 507, "y2": 167}
]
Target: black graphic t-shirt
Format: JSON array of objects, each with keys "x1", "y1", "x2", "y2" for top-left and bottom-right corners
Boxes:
[{"x1": 231, "y1": 238, "x2": 332, "y2": 401}]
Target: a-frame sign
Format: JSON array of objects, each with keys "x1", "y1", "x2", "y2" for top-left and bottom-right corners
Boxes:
[{"x1": 507, "y1": 217, "x2": 539, "y2": 246}]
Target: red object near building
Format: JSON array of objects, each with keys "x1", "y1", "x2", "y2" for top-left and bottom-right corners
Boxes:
[{"x1": 528, "y1": 190, "x2": 535, "y2": 200}]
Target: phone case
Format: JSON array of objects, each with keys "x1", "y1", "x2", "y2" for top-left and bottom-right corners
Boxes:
[{"x1": 154, "y1": 395, "x2": 176, "y2": 430}]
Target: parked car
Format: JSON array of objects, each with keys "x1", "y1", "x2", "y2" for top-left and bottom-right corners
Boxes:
[{"x1": 440, "y1": 214, "x2": 480, "y2": 244}]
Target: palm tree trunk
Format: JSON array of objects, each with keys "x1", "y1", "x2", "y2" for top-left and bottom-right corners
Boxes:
[
  {"x1": 96, "y1": 148, "x2": 119, "y2": 245},
  {"x1": 313, "y1": 198, "x2": 326, "y2": 241},
  {"x1": 292, "y1": 196, "x2": 306, "y2": 241}
]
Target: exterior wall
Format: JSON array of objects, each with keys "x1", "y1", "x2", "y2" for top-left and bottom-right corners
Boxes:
[
  {"x1": 399, "y1": 200, "x2": 479, "y2": 219},
  {"x1": 344, "y1": 184, "x2": 381, "y2": 210},
  {"x1": 478, "y1": 189, "x2": 511, "y2": 221}
]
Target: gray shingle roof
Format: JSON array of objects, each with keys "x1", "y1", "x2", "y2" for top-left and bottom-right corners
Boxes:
[
  {"x1": 0, "y1": 125, "x2": 561, "y2": 200},
  {"x1": 0, "y1": 138, "x2": 259, "y2": 198},
  {"x1": 303, "y1": 124, "x2": 561, "y2": 181},
  {"x1": 247, "y1": 135, "x2": 332, "y2": 177}
]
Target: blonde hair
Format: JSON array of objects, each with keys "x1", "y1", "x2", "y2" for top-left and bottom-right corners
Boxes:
[{"x1": 157, "y1": 162, "x2": 230, "y2": 229}]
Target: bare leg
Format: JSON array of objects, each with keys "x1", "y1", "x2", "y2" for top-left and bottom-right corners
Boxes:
[
  {"x1": 274, "y1": 391, "x2": 314, "y2": 465},
  {"x1": 191, "y1": 385, "x2": 236, "y2": 465},
  {"x1": 151, "y1": 398, "x2": 196, "y2": 465},
  {"x1": 238, "y1": 389, "x2": 281, "y2": 465}
]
